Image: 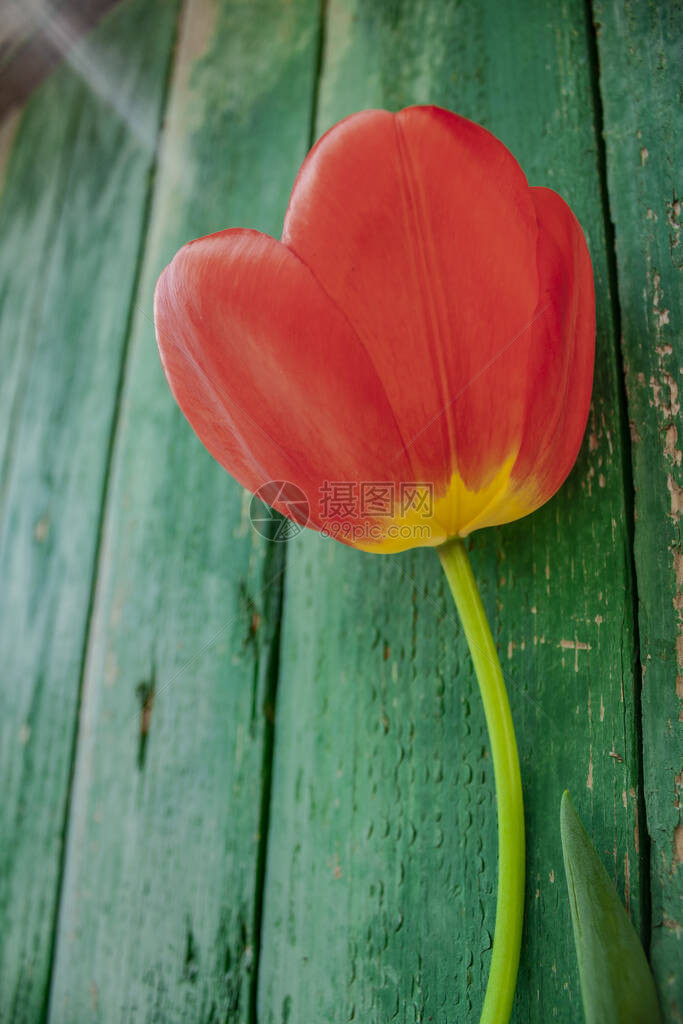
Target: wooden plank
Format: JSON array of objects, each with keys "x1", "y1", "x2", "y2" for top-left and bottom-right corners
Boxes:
[
  {"x1": 257, "y1": 1, "x2": 643, "y2": 1021},
  {"x1": 0, "y1": 0, "x2": 120, "y2": 120},
  {"x1": 47, "y1": 1, "x2": 321, "y2": 1021},
  {"x1": 0, "y1": 106, "x2": 22, "y2": 193},
  {"x1": 593, "y1": 1, "x2": 683, "y2": 1018},
  {"x1": 0, "y1": 1, "x2": 179, "y2": 1018},
  {"x1": 0, "y1": 72, "x2": 80, "y2": 507}
]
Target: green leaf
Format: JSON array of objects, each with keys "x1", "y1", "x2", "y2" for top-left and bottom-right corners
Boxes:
[{"x1": 560, "y1": 791, "x2": 661, "y2": 1024}]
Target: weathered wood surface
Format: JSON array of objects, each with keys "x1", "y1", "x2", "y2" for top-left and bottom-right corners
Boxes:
[
  {"x1": 0, "y1": 0, "x2": 120, "y2": 119},
  {"x1": 258, "y1": 1, "x2": 644, "y2": 1022},
  {"x1": 46, "y1": 1, "x2": 321, "y2": 1021},
  {"x1": 0, "y1": 72, "x2": 79, "y2": 506},
  {"x1": 0, "y1": 1, "x2": 177, "y2": 1019},
  {"x1": 0, "y1": 0, "x2": 679, "y2": 1021},
  {"x1": 594, "y1": 1, "x2": 683, "y2": 1018}
]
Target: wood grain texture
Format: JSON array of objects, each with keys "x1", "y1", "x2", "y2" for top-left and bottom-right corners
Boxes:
[
  {"x1": 594, "y1": 1, "x2": 683, "y2": 1018},
  {"x1": 257, "y1": 1, "x2": 643, "y2": 1021},
  {"x1": 0, "y1": 0, "x2": 120, "y2": 119},
  {"x1": 0, "y1": 2, "x2": 178, "y2": 1019},
  {"x1": 46, "y1": 1, "x2": 321, "y2": 1021},
  {"x1": 0, "y1": 70, "x2": 80, "y2": 509},
  {"x1": 0, "y1": 106, "x2": 22, "y2": 194}
]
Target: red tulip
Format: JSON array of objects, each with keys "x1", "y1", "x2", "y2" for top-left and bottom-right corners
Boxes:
[
  {"x1": 154, "y1": 105, "x2": 597, "y2": 1023},
  {"x1": 155, "y1": 106, "x2": 594, "y2": 553}
]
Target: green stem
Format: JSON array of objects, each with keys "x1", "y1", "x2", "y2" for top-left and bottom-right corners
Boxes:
[{"x1": 438, "y1": 537, "x2": 525, "y2": 1024}]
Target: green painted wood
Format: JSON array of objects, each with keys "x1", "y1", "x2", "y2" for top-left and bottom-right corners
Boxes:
[
  {"x1": 258, "y1": 2, "x2": 643, "y2": 1022},
  {"x1": 0, "y1": 108, "x2": 22, "y2": 191},
  {"x1": 0, "y1": 1, "x2": 179, "y2": 1019},
  {"x1": 0, "y1": 71, "x2": 80, "y2": 507},
  {"x1": 0, "y1": 0, "x2": 121, "y2": 119},
  {"x1": 46, "y1": 1, "x2": 321, "y2": 1021},
  {"x1": 593, "y1": 2, "x2": 683, "y2": 1018}
]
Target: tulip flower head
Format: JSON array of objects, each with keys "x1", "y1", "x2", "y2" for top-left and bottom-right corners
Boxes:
[{"x1": 155, "y1": 105, "x2": 594, "y2": 554}]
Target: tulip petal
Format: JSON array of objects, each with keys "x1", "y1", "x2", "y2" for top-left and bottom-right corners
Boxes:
[
  {"x1": 511, "y1": 186, "x2": 595, "y2": 508},
  {"x1": 282, "y1": 106, "x2": 540, "y2": 499},
  {"x1": 154, "y1": 228, "x2": 414, "y2": 532}
]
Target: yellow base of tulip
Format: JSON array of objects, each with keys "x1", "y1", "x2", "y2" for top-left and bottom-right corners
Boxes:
[{"x1": 355, "y1": 455, "x2": 532, "y2": 553}]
